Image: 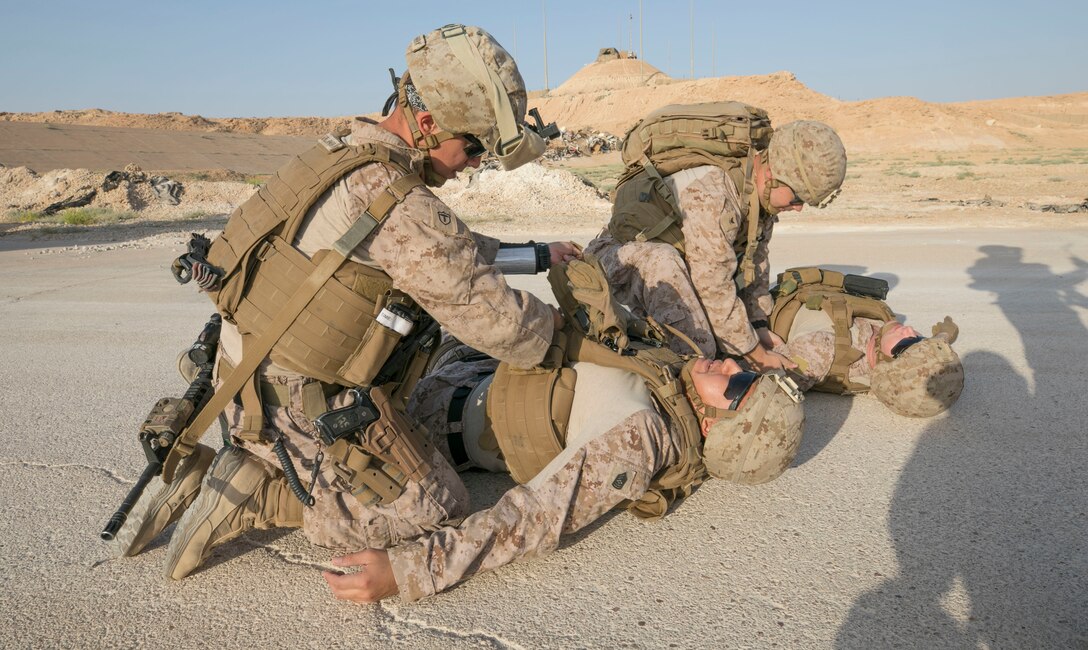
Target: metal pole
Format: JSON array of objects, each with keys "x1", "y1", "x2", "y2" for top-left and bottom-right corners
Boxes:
[
  {"x1": 542, "y1": 0, "x2": 549, "y2": 91},
  {"x1": 639, "y1": 0, "x2": 644, "y2": 82}
]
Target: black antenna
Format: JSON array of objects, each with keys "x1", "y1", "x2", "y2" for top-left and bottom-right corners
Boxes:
[{"x1": 381, "y1": 68, "x2": 400, "y2": 116}]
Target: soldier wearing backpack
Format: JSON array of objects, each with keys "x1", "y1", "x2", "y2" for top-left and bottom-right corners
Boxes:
[
  {"x1": 585, "y1": 103, "x2": 847, "y2": 371},
  {"x1": 769, "y1": 267, "x2": 964, "y2": 417}
]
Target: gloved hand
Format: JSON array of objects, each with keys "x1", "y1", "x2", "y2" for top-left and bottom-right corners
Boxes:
[
  {"x1": 564, "y1": 254, "x2": 630, "y2": 350},
  {"x1": 931, "y1": 316, "x2": 959, "y2": 344}
]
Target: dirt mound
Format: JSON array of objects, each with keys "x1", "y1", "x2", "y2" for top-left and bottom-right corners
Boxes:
[
  {"x1": 0, "y1": 109, "x2": 351, "y2": 137},
  {"x1": 434, "y1": 163, "x2": 610, "y2": 228},
  {"x1": 551, "y1": 57, "x2": 673, "y2": 95}
]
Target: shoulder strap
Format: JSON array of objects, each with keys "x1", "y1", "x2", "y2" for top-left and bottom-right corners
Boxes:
[{"x1": 162, "y1": 173, "x2": 423, "y2": 482}]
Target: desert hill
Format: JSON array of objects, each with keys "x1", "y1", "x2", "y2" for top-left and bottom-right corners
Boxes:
[{"x1": 2, "y1": 57, "x2": 1086, "y2": 155}]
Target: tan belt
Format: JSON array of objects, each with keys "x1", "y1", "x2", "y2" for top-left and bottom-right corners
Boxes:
[{"x1": 259, "y1": 380, "x2": 341, "y2": 420}]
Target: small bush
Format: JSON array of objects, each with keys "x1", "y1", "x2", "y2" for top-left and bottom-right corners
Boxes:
[
  {"x1": 183, "y1": 210, "x2": 210, "y2": 220},
  {"x1": 55, "y1": 207, "x2": 136, "y2": 226},
  {"x1": 2, "y1": 210, "x2": 45, "y2": 223},
  {"x1": 956, "y1": 171, "x2": 977, "y2": 180}
]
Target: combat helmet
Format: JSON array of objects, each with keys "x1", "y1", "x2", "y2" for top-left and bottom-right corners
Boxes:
[
  {"x1": 684, "y1": 365, "x2": 806, "y2": 484},
  {"x1": 869, "y1": 318, "x2": 964, "y2": 418},
  {"x1": 767, "y1": 120, "x2": 847, "y2": 207},
  {"x1": 401, "y1": 24, "x2": 546, "y2": 183}
]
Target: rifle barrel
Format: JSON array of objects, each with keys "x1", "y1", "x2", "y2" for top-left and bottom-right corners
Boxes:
[{"x1": 100, "y1": 461, "x2": 161, "y2": 541}]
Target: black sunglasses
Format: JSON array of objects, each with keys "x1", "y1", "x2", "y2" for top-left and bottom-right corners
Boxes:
[
  {"x1": 787, "y1": 186, "x2": 805, "y2": 207},
  {"x1": 462, "y1": 134, "x2": 487, "y2": 159},
  {"x1": 890, "y1": 335, "x2": 926, "y2": 358},
  {"x1": 724, "y1": 371, "x2": 761, "y2": 410}
]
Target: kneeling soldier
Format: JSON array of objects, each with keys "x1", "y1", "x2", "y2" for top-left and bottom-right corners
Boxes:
[{"x1": 322, "y1": 256, "x2": 805, "y2": 602}]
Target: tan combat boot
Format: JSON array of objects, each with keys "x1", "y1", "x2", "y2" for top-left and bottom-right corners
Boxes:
[
  {"x1": 113, "y1": 443, "x2": 216, "y2": 557},
  {"x1": 164, "y1": 446, "x2": 304, "y2": 580}
]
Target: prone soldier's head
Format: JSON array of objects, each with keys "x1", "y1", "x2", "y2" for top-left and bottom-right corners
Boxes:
[
  {"x1": 683, "y1": 358, "x2": 805, "y2": 484},
  {"x1": 761, "y1": 120, "x2": 847, "y2": 214},
  {"x1": 868, "y1": 318, "x2": 964, "y2": 417},
  {"x1": 397, "y1": 24, "x2": 547, "y2": 186}
]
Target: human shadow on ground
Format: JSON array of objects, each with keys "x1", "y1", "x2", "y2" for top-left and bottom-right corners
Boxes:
[{"x1": 835, "y1": 246, "x2": 1088, "y2": 648}]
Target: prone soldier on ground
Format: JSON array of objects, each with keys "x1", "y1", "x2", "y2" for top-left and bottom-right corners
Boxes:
[
  {"x1": 105, "y1": 24, "x2": 583, "y2": 581},
  {"x1": 584, "y1": 102, "x2": 847, "y2": 372},
  {"x1": 321, "y1": 255, "x2": 806, "y2": 602},
  {"x1": 768, "y1": 267, "x2": 964, "y2": 417}
]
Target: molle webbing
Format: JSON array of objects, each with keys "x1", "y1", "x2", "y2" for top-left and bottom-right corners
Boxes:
[
  {"x1": 770, "y1": 267, "x2": 895, "y2": 394},
  {"x1": 162, "y1": 167, "x2": 423, "y2": 482},
  {"x1": 487, "y1": 362, "x2": 577, "y2": 485},
  {"x1": 206, "y1": 135, "x2": 413, "y2": 319}
]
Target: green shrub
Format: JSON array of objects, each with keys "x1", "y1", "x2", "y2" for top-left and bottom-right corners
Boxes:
[{"x1": 56, "y1": 207, "x2": 136, "y2": 225}]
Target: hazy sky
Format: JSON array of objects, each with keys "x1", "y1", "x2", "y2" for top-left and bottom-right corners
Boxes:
[{"x1": 2, "y1": 0, "x2": 1084, "y2": 117}]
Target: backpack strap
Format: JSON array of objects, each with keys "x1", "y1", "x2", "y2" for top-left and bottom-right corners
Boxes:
[
  {"x1": 819, "y1": 295, "x2": 866, "y2": 394},
  {"x1": 162, "y1": 173, "x2": 424, "y2": 482}
]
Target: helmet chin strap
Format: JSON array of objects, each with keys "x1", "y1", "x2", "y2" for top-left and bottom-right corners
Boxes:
[
  {"x1": 757, "y1": 153, "x2": 782, "y2": 216},
  {"x1": 397, "y1": 73, "x2": 456, "y2": 187}
]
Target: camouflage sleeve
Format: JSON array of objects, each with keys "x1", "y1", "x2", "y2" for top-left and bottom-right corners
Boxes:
[
  {"x1": 471, "y1": 232, "x2": 500, "y2": 265},
  {"x1": 672, "y1": 167, "x2": 759, "y2": 356},
  {"x1": 386, "y1": 409, "x2": 679, "y2": 601},
  {"x1": 365, "y1": 190, "x2": 553, "y2": 369},
  {"x1": 740, "y1": 215, "x2": 776, "y2": 322},
  {"x1": 773, "y1": 331, "x2": 834, "y2": 391}
]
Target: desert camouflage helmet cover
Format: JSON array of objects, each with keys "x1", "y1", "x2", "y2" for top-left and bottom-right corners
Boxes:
[
  {"x1": 768, "y1": 120, "x2": 847, "y2": 207},
  {"x1": 702, "y1": 374, "x2": 805, "y2": 484},
  {"x1": 406, "y1": 24, "x2": 545, "y2": 170},
  {"x1": 870, "y1": 323, "x2": 964, "y2": 418}
]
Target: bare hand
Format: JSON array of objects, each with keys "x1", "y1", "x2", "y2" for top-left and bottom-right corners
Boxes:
[
  {"x1": 745, "y1": 344, "x2": 798, "y2": 371},
  {"x1": 548, "y1": 241, "x2": 583, "y2": 265},
  {"x1": 322, "y1": 549, "x2": 398, "y2": 603},
  {"x1": 755, "y1": 327, "x2": 785, "y2": 349}
]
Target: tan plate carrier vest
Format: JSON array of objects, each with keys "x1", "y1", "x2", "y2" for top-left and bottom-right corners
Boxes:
[
  {"x1": 769, "y1": 267, "x2": 895, "y2": 394},
  {"x1": 162, "y1": 130, "x2": 433, "y2": 507},
  {"x1": 608, "y1": 101, "x2": 773, "y2": 287},
  {"x1": 486, "y1": 264, "x2": 708, "y2": 520}
]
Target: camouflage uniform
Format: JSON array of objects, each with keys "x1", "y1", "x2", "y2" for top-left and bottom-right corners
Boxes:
[
  {"x1": 216, "y1": 119, "x2": 555, "y2": 549},
  {"x1": 772, "y1": 315, "x2": 885, "y2": 392},
  {"x1": 392, "y1": 358, "x2": 681, "y2": 601},
  {"x1": 585, "y1": 165, "x2": 774, "y2": 358}
]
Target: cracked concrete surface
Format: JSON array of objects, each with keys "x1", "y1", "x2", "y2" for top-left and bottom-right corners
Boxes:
[{"x1": 1, "y1": 223, "x2": 1085, "y2": 648}]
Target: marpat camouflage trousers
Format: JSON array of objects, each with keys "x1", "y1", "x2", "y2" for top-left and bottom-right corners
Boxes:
[{"x1": 224, "y1": 375, "x2": 470, "y2": 551}]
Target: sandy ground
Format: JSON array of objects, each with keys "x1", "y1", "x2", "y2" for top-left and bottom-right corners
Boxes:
[{"x1": 1, "y1": 219, "x2": 1085, "y2": 648}]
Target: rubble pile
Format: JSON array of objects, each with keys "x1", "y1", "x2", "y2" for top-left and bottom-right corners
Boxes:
[
  {"x1": 0, "y1": 164, "x2": 254, "y2": 221},
  {"x1": 543, "y1": 129, "x2": 622, "y2": 160}
]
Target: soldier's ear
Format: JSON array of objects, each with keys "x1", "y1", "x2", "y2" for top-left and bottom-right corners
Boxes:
[{"x1": 417, "y1": 111, "x2": 437, "y2": 136}]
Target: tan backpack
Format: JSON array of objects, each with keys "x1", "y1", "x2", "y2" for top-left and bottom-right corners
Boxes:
[
  {"x1": 608, "y1": 102, "x2": 773, "y2": 286},
  {"x1": 769, "y1": 267, "x2": 895, "y2": 394}
]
